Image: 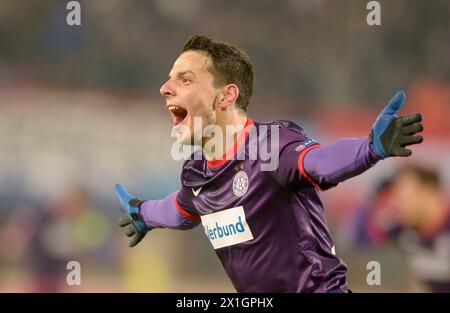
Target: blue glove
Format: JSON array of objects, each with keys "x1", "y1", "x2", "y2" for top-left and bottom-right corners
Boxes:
[
  {"x1": 370, "y1": 90, "x2": 424, "y2": 158},
  {"x1": 115, "y1": 183, "x2": 150, "y2": 247}
]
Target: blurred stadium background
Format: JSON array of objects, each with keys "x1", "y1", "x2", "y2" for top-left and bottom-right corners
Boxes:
[{"x1": 0, "y1": 0, "x2": 449, "y2": 292}]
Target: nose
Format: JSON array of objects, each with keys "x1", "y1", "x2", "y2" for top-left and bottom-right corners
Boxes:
[{"x1": 160, "y1": 79, "x2": 175, "y2": 98}]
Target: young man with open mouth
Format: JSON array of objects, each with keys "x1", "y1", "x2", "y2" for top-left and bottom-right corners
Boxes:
[{"x1": 115, "y1": 35, "x2": 423, "y2": 293}]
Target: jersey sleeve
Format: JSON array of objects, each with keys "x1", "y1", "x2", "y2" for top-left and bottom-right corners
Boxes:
[
  {"x1": 270, "y1": 121, "x2": 337, "y2": 191},
  {"x1": 139, "y1": 191, "x2": 200, "y2": 229},
  {"x1": 176, "y1": 185, "x2": 201, "y2": 222},
  {"x1": 176, "y1": 161, "x2": 202, "y2": 222}
]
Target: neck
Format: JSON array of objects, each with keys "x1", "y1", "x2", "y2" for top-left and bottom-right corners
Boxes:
[{"x1": 202, "y1": 111, "x2": 248, "y2": 161}]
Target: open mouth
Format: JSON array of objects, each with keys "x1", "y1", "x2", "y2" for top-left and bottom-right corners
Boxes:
[{"x1": 167, "y1": 105, "x2": 188, "y2": 126}]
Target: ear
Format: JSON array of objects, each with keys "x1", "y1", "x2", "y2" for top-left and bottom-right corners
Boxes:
[{"x1": 218, "y1": 84, "x2": 240, "y2": 110}]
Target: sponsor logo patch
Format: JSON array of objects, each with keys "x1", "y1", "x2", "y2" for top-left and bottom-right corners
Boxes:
[{"x1": 200, "y1": 206, "x2": 254, "y2": 249}]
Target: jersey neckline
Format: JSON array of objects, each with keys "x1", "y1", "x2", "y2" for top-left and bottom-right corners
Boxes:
[{"x1": 206, "y1": 117, "x2": 255, "y2": 168}]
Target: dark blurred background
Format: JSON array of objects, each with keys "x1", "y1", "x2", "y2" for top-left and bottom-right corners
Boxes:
[{"x1": 0, "y1": 0, "x2": 449, "y2": 292}]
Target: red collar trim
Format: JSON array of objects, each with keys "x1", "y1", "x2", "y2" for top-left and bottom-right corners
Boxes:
[{"x1": 206, "y1": 118, "x2": 254, "y2": 168}]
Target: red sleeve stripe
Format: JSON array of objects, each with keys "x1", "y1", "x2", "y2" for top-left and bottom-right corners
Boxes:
[
  {"x1": 297, "y1": 144, "x2": 323, "y2": 190},
  {"x1": 173, "y1": 192, "x2": 201, "y2": 221}
]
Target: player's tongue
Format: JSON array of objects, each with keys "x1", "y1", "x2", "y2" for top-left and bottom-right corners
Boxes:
[{"x1": 169, "y1": 106, "x2": 188, "y2": 127}]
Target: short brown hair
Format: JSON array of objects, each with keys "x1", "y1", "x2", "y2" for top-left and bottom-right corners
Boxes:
[
  {"x1": 397, "y1": 164, "x2": 440, "y2": 188},
  {"x1": 182, "y1": 35, "x2": 254, "y2": 112}
]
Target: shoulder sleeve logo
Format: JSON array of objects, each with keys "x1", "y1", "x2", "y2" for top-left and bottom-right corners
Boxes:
[{"x1": 295, "y1": 138, "x2": 318, "y2": 152}]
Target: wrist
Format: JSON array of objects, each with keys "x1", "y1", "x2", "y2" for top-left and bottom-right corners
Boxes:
[
  {"x1": 369, "y1": 131, "x2": 389, "y2": 159},
  {"x1": 128, "y1": 199, "x2": 150, "y2": 232},
  {"x1": 368, "y1": 136, "x2": 385, "y2": 161}
]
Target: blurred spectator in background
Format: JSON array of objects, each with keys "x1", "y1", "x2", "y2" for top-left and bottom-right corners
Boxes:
[
  {"x1": 349, "y1": 164, "x2": 450, "y2": 292},
  {"x1": 0, "y1": 187, "x2": 110, "y2": 292}
]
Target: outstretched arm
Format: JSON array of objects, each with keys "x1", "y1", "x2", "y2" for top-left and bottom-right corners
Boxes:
[
  {"x1": 303, "y1": 137, "x2": 381, "y2": 187},
  {"x1": 139, "y1": 191, "x2": 200, "y2": 230},
  {"x1": 303, "y1": 91, "x2": 423, "y2": 187},
  {"x1": 115, "y1": 184, "x2": 200, "y2": 247}
]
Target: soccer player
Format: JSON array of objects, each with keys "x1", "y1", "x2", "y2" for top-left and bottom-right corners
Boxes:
[{"x1": 115, "y1": 35, "x2": 424, "y2": 292}]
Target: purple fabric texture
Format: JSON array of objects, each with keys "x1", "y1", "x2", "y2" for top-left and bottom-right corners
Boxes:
[
  {"x1": 304, "y1": 137, "x2": 382, "y2": 186},
  {"x1": 177, "y1": 120, "x2": 349, "y2": 292},
  {"x1": 138, "y1": 120, "x2": 382, "y2": 292},
  {"x1": 140, "y1": 191, "x2": 200, "y2": 230}
]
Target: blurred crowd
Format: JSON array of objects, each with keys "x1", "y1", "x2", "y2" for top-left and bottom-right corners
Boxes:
[
  {"x1": 0, "y1": 1, "x2": 449, "y2": 104},
  {"x1": 0, "y1": 187, "x2": 111, "y2": 292}
]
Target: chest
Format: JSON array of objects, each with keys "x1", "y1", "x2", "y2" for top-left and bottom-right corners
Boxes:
[{"x1": 187, "y1": 161, "x2": 276, "y2": 215}]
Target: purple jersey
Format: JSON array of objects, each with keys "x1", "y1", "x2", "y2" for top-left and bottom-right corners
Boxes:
[{"x1": 175, "y1": 118, "x2": 348, "y2": 292}]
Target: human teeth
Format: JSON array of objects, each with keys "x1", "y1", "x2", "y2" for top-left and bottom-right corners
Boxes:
[{"x1": 168, "y1": 105, "x2": 184, "y2": 112}]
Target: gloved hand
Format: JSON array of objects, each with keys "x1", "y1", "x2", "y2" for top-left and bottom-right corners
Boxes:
[
  {"x1": 370, "y1": 90, "x2": 423, "y2": 158},
  {"x1": 114, "y1": 183, "x2": 151, "y2": 247}
]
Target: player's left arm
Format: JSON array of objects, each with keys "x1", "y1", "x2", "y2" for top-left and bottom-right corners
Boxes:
[{"x1": 303, "y1": 90, "x2": 423, "y2": 186}]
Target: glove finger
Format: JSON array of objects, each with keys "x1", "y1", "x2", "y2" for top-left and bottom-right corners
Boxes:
[
  {"x1": 118, "y1": 213, "x2": 131, "y2": 227},
  {"x1": 400, "y1": 135, "x2": 423, "y2": 146},
  {"x1": 392, "y1": 146, "x2": 412, "y2": 157},
  {"x1": 114, "y1": 183, "x2": 134, "y2": 210},
  {"x1": 129, "y1": 232, "x2": 145, "y2": 247},
  {"x1": 125, "y1": 225, "x2": 136, "y2": 237},
  {"x1": 400, "y1": 113, "x2": 422, "y2": 126},
  {"x1": 381, "y1": 91, "x2": 406, "y2": 116},
  {"x1": 402, "y1": 122, "x2": 423, "y2": 135}
]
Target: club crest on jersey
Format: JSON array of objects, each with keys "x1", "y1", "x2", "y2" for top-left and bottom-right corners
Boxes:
[{"x1": 232, "y1": 170, "x2": 248, "y2": 197}]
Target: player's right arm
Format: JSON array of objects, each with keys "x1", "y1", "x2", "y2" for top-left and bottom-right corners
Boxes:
[{"x1": 115, "y1": 183, "x2": 200, "y2": 247}]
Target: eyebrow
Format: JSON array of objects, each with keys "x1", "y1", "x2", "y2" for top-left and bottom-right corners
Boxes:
[{"x1": 169, "y1": 70, "x2": 197, "y2": 79}]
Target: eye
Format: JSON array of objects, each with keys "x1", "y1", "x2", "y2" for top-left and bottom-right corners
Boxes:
[{"x1": 181, "y1": 77, "x2": 192, "y2": 84}]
